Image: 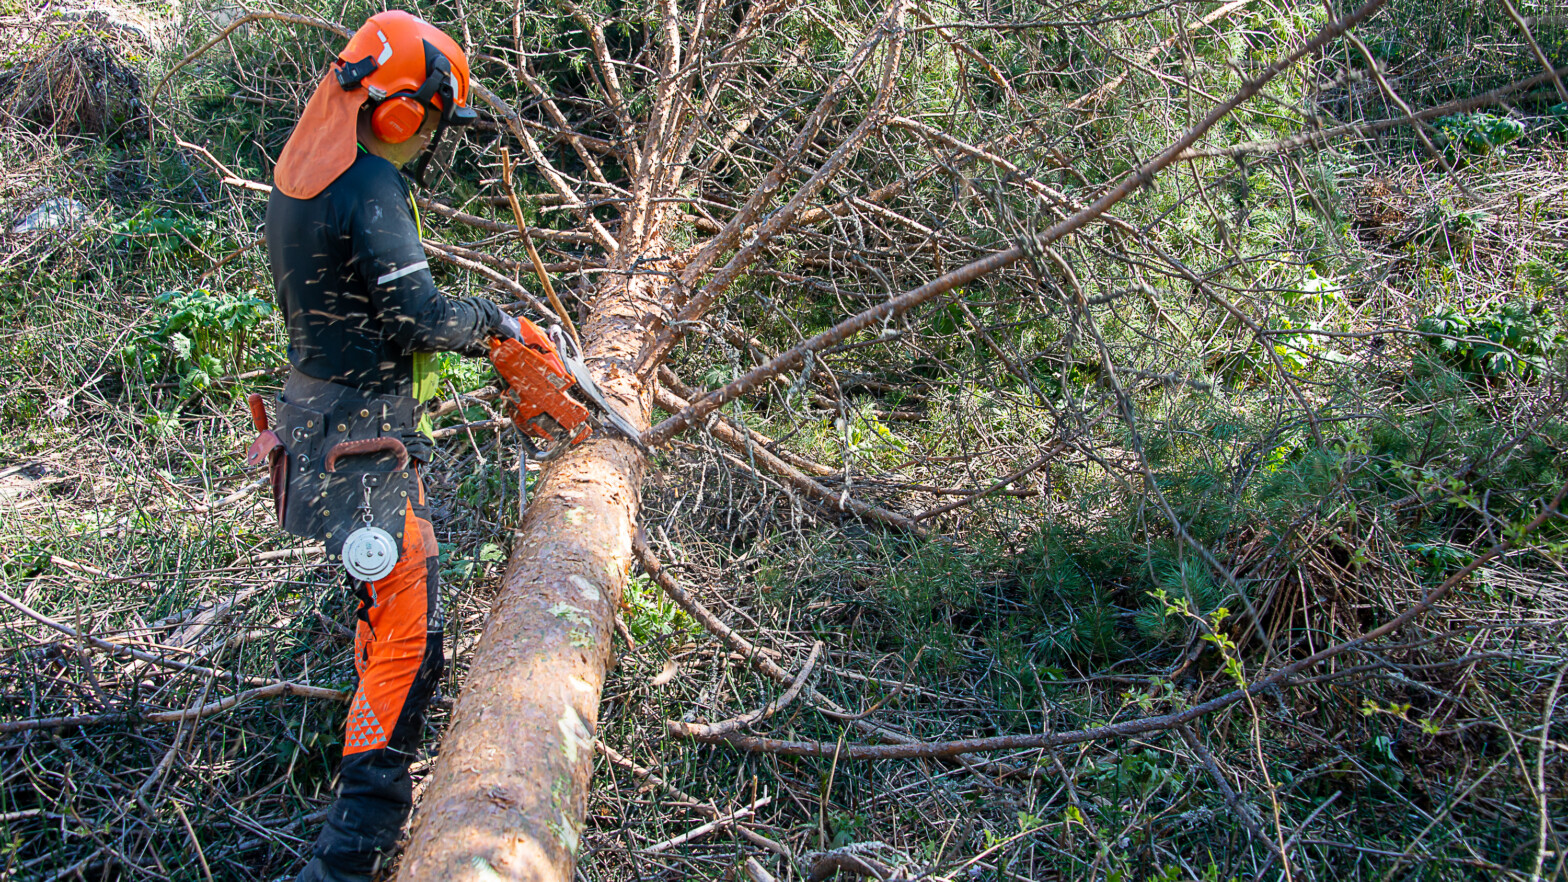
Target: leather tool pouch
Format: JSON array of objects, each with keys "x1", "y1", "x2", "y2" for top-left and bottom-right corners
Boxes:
[{"x1": 273, "y1": 375, "x2": 428, "y2": 563}]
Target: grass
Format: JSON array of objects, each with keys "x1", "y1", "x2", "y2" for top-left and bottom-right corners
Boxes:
[{"x1": 3, "y1": 0, "x2": 1567, "y2": 879}]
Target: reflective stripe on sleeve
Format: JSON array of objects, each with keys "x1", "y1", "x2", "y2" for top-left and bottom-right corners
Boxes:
[{"x1": 376, "y1": 260, "x2": 430, "y2": 286}]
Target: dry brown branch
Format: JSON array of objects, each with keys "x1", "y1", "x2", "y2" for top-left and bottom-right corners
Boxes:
[
  {"x1": 1176, "y1": 64, "x2": 1568, "y2": 159},
  {"x1": 666, "y1": 641, "x2": 822, "y2": 739},
  {"x1": 415, "y1": 196, "x2": 599, "y2": 244},
  {"x1": 641, "y1": 795, "x2": 772, "y2": 854},
  {"x1": 0, "y1": 681, "x2": 348, "y2": 734},
  {"x1": 3, "y1": 582, "x2": 288, "y2": 688},
  {"x1": 654, "y1": 384, "x2": 923, "y2": 535},
  {"x1": 674, "y1": 2, "x2": 907, "y2": 291},
  {"x1": 690, "y1": 482, "x2": 1568, "y2": 759},
  {"x1": 644, "y1": 0, "x2": 1391, "y2": 445},
  {"x1": 499, "y1": 147, "x2": 579, "y2": 345},
  {"x1": 596, "y1": 741, "x2": 791, "y2": 857},
  {"x1": 1066, "y1": 0, "x2": 1252, "y2": 111},
  {"x1": 471, "y1": 81, "x2": 620, "y2": 253}
]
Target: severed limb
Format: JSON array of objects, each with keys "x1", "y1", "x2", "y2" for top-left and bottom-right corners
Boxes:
[
  {"x1": 667, "y1": 642, "x2": 822, "y2": 739},
  {"x1": 655, "y1": 383, "x2": 923, "y2": 535}
]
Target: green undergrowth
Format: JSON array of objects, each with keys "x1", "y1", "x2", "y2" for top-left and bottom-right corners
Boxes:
[{"x1": 4, "y1": 0, "x2": 1568, "y2": 878}]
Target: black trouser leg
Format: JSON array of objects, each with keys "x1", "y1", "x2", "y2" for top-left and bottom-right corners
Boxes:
[{"x1": 298, "y1": 504, "x2": 442, "y2": 881}]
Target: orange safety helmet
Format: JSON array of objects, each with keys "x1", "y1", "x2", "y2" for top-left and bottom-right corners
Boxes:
[
  {"x1": 274, "y1": 11, "x2": 478, "y2": 199},
  {"x1": 336, "y1": 10, "x2": 479, "y2": 143}
]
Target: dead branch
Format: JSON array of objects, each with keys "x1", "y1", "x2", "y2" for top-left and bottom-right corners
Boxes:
[
  {"x1": 687, "y1": 482, "x2": 1568, "y2": 759},
  {"x1": 0, "y1": 681, "x2": 349, "y2": 734},
  {"x1": 666, "y1": 641, "x2": 822, "y2": 739},
  {"x1": 643, "y1": 0, "x2": 1392, "y2": 443},
  {"x1": 655, "y1": 384, "x2": 923, "y2": 535}
]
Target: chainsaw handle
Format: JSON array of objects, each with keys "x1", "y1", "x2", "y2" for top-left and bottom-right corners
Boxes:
[
  {"x1": 325, "y1": 437, "x2": 410, "y2": 473},
  {"x1": 547, "y1": 324, "x2": 581, "y2": 361},
  {"x1": 519, "y1": 433, "x2": 573, "y2": 462}
]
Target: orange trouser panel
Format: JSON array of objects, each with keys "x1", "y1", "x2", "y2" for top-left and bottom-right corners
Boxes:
[
  {"x1": 345, "y1": 500, "x2": 439, "y2": 755},
  {"x1": 311, "y1": 497, "x2": 442, "y2": 876}
]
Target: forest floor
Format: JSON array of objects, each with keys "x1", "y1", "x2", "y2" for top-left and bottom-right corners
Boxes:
[{"x1": 2, "y1": 0, "x2": 1567, "y2": 880}]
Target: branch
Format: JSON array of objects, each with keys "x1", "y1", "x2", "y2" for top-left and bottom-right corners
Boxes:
[
  {"x1": 675, "y1": 1, "x2": 907, "y2": 290},
  {"x1": 641, "y1": 796, "x2": 772, "y2": 854},
  {"x1": 472, "y1": 81, "x2": 620, "y2": 253},
  {"x1": 659, "y1": 366, "x2": 838, "y2": 477},
  {"x1": 666, "y1": 642, "x2": 822, "y2": 739},
  {"x1": 642, "y1": 0, "x2": 1391, "y2": 446},
  {"x1": 654, "y1": 384, "x2": 924, "y2": 535},
  {"x1": 422, "y1": 240, "x2": 553, "y2": 318},
  {"x1": 0, "y1": 681, "x2": 349, "y2": 735},
  {"x1": 561, "y1": 0, "x2": 638, "y2": 142},
  {"x1": 691, "y1": 481, "x2": 1568, "y2": 759},
  {"x1": 2, "y1": 581, "x2": 282, "y2": 688},
  {"x1": 1066, "y1": 0, "x2": 1253, "y2": 112},
  {"x1": 1176, "y1": 64, "x2": 1568, "y2": 160},
  {"x1": 912, "y1": 434, "x2": 1077, "y2": 521},
  {"x1": 149, "y1": 11, "x2": 350, "y2": 118},
  {"x1": 416, "y1": 197, "x2": 599, "y2": 244}
]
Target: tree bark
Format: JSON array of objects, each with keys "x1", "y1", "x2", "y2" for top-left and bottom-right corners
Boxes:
[{"x1": 397, "y1": 265, "x2": 657, "y2": 882}]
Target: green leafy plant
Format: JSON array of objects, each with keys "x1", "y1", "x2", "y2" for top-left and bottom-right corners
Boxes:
[
  {"x1": 111, "y1": 205, "x2": 208, "y2": 256},
  {"x1": 1435, "y1": 113, "x2": 1525, "y2": 157},
  {"x1": 1417, "y1": 300, "x2": 1562, "y2": 378},
  {"x1": 119, "y1": 288, "x2": 276, "y2": 393},
  {"x1": 621, "y1": 572, "x2": 697, "y2": 643}
]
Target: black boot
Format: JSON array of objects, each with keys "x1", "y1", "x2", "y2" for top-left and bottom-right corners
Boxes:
[
  {"x1": 294, "y1": 855, "x2": 373, "y2": 882},
  {"x1": 299, "y1": 752, "x2": 412, "y2": 881}
]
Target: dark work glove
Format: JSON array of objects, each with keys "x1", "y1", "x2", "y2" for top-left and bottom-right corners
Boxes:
[
  {"x1": 456, "y1": 297, "x2": 510, "y2": 357},
  {"x1": 497, "y1": 312, "x2": 522, "y2": 342}
]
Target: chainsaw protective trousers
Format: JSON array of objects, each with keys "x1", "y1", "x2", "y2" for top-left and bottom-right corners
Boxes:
[{"x1": 300, "y1": 499, "x2": 442, "y2": 880}]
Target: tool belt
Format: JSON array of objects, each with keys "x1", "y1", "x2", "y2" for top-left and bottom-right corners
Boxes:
[{"x1": 249, "y1": 371, "x2": 430, "y2": 564}]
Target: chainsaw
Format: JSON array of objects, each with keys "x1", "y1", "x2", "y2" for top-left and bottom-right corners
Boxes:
[{"x1": 488, "y1": 315, "x2": 647, "y2": 462}]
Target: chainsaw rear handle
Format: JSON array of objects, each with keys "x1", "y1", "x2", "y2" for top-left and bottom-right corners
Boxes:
[{"x1": 325, "y1": 437, "x2": 411, "y2": 473}]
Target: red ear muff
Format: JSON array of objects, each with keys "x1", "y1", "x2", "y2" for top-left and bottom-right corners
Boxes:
[{"x1": 370, "y1": 96, "x2": 427, "y2": 144}]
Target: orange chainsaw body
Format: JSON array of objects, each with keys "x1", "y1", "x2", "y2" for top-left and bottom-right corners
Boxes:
[{"x1": 489, "y1": 317, "x2": 592, "y2": 449}]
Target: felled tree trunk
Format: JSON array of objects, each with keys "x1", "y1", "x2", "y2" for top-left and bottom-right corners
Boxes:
[{"x1": 397, "y1": 265, "x2": 658, "y2": 882}]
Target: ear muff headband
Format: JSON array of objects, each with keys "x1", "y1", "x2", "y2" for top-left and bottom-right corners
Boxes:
[{"x1": 366, "y1": 44, "x2": 455, "y2": 144}]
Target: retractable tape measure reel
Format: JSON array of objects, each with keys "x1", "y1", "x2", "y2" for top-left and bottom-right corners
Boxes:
[{"x1": 342, "y1": 472, "x2": 400, "y2": 582}]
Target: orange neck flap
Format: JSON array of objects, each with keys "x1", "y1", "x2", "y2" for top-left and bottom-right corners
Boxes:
[{"x1": 274, "y1": 71, "x2": 364, "y2": 200}]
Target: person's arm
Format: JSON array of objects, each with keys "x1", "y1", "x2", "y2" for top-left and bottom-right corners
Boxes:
[{"x1": 348, "y1": 165, "x2": 507, "y2": 355}]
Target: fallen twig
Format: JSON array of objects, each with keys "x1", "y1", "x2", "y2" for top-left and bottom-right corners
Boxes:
[
  {"x1": 666, "y1": 642, "x2": 822, "y2": 739},
  {"x1": 0, "y1": 681, "x2": 349, "y2": 734},
  {"x1": 640, "y1": 795, "x2": 772, "y2": 854}
]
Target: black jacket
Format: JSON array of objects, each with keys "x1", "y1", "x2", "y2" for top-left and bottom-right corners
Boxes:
[{"x1": 265, "y1": 151, "x2": 503, "y2": 396}]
